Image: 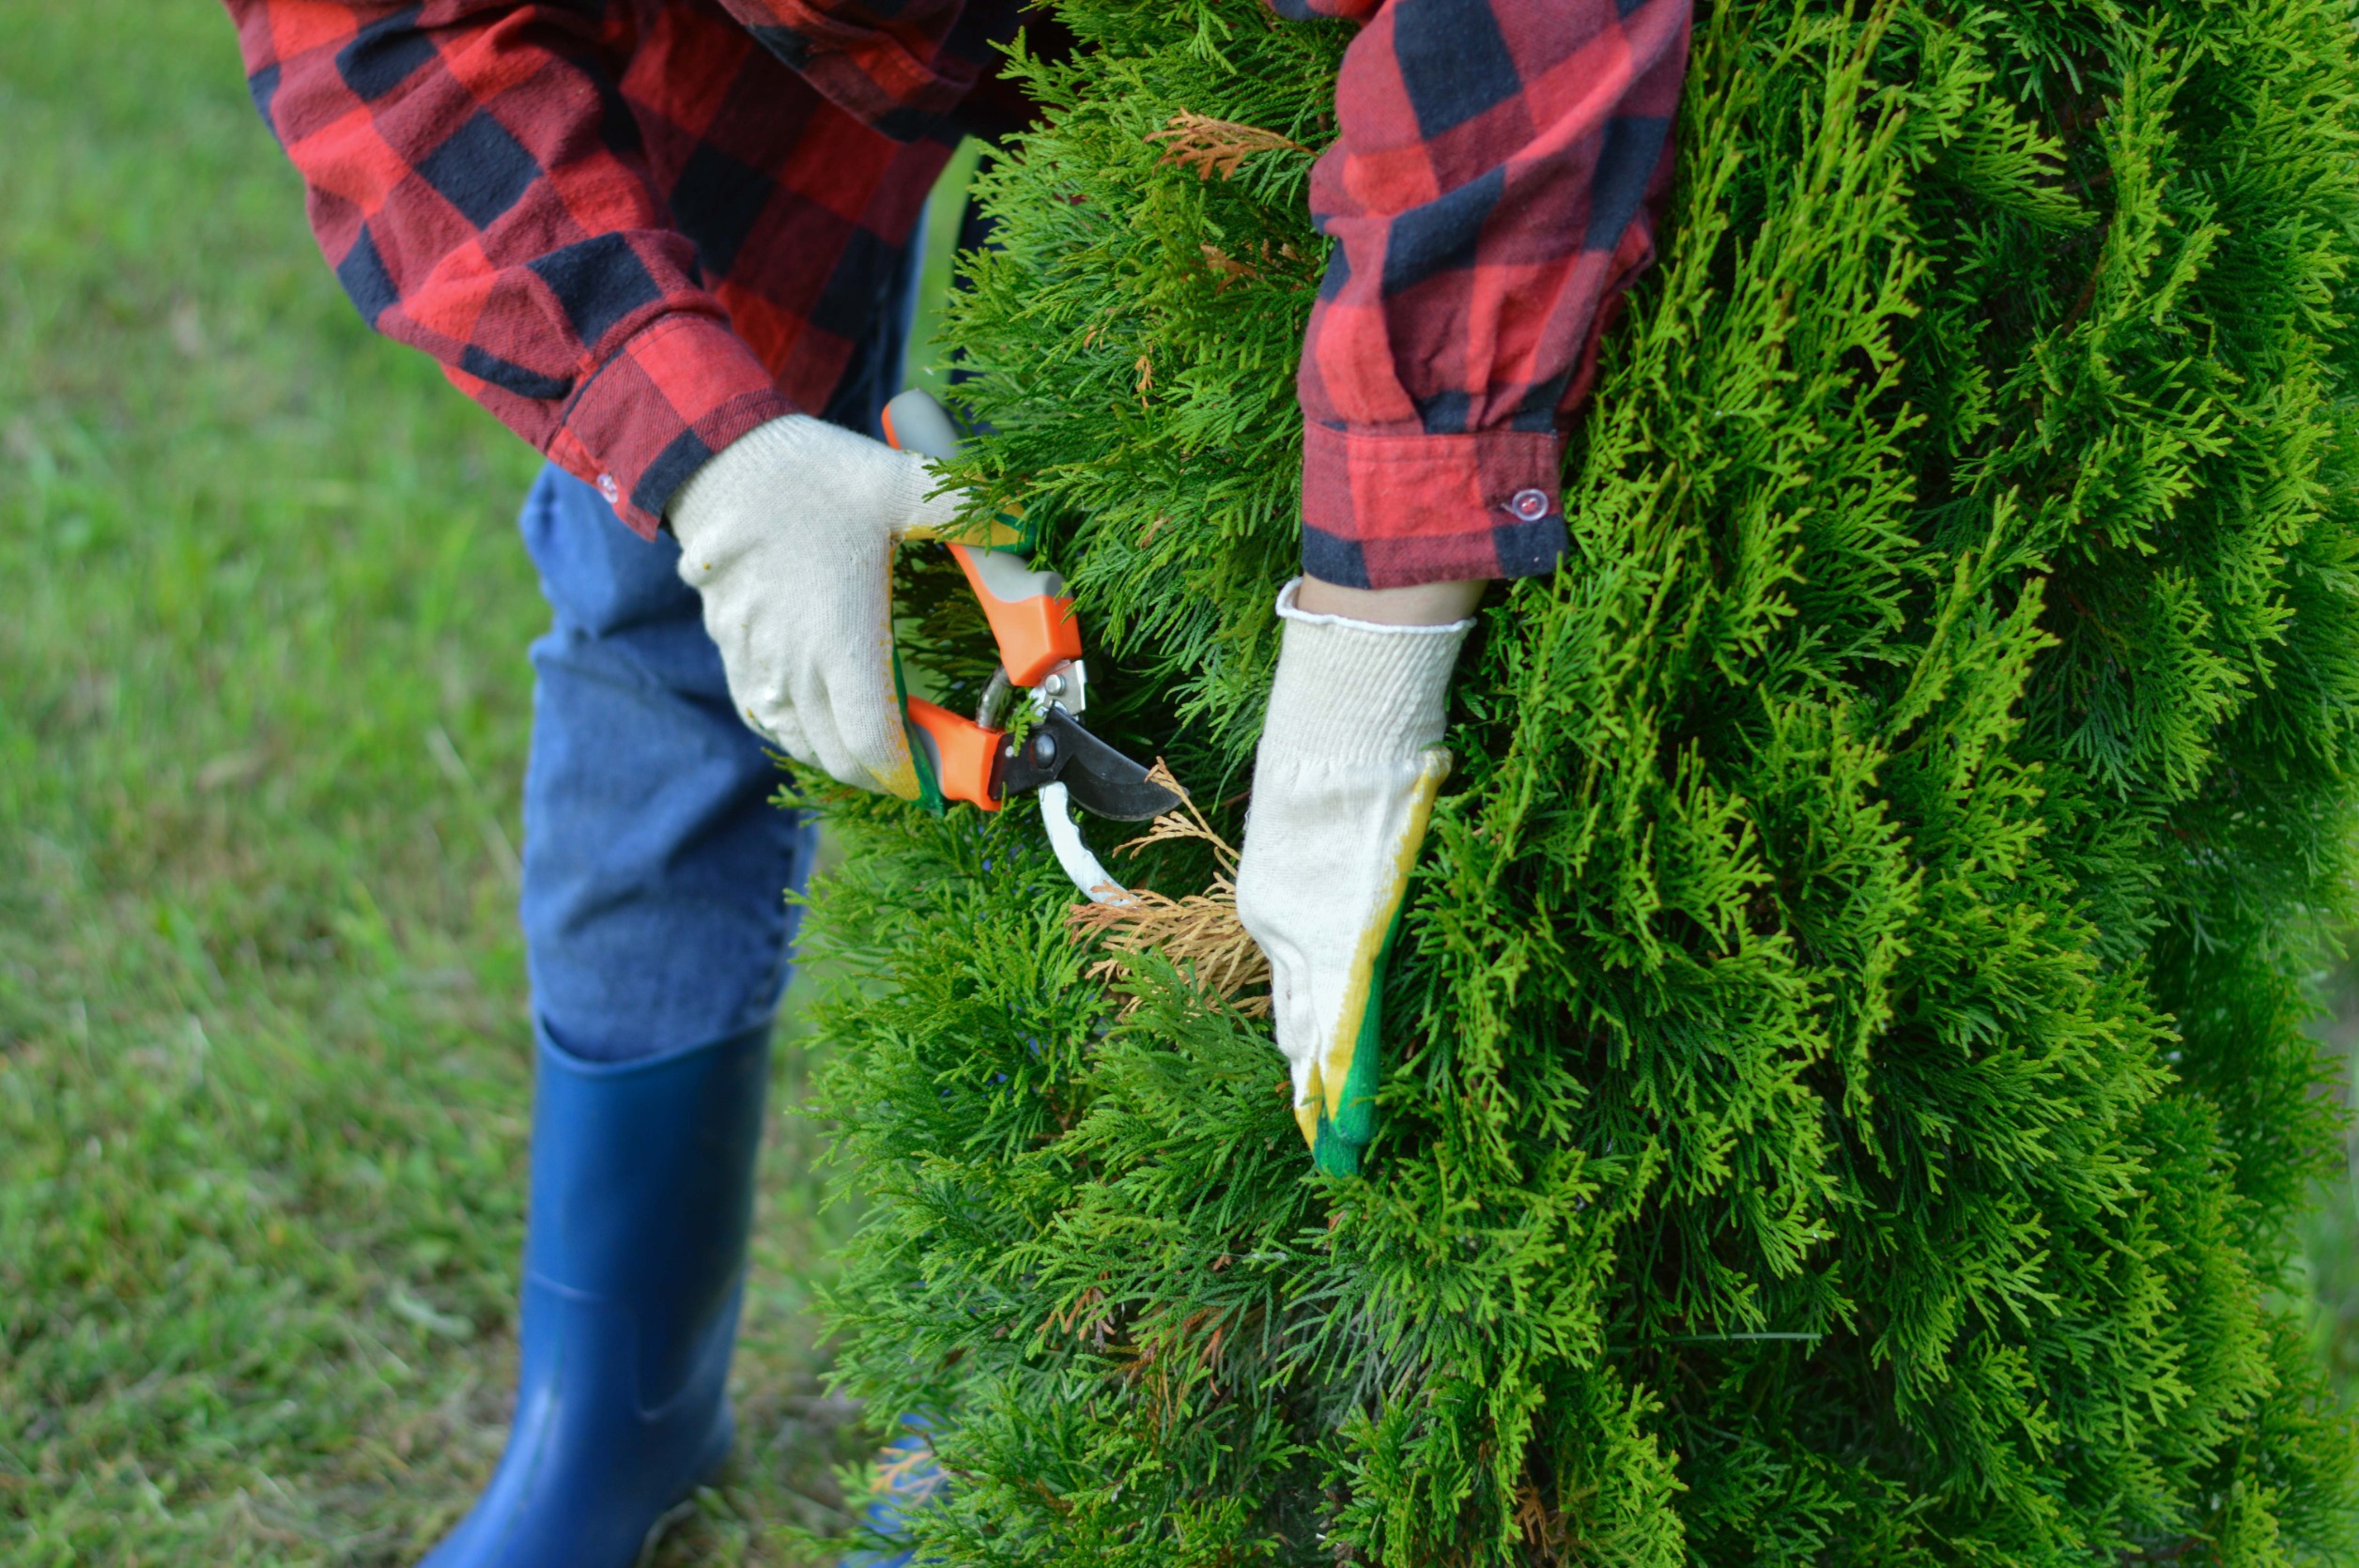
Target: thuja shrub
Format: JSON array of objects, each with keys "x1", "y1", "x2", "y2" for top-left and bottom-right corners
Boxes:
[{"x1": 802, "y1": 0, "x2": 2359, "y2": 1560}]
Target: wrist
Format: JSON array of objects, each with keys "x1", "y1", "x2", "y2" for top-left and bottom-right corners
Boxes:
[
  {"x1": 666, "y1": 413, "x2": 815, "y2": 546},
  {"x1": 548, "y1": 312, "x2": 791, "y2": 541},
  {"x1": 1294, "y1": 575, "x2": 1487, "y2": 627}
]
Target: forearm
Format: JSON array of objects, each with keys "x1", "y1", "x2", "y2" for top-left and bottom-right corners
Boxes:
[
  {"x1": 1289, "y1": 0, "x2": 1692, "y2": 592},
  {"x1": 224, "y1": 0, "x2": 790, "y2": 536}
]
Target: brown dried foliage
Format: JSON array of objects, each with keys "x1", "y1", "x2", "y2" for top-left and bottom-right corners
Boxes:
[
  {"x1": 1199, "y1": 242, "x2": 1259, "y2": 284},
  {"x1": 1066, "y1": 761, "x2": 1272, "y2": 1016},
  {"x1": 1196, "y1": 238, "x2": 1307, "y2": 289},
  {"x1": 1144, "y1": 110, "x2": 1308, "y2": 180}
]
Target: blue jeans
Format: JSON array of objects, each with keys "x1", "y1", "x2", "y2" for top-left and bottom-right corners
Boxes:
[{"x1": 519, "y1": 259, "x2": 917, "y2": 1063}]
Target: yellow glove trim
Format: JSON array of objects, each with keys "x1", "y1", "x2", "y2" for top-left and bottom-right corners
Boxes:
[
  {"x1": 868, "y1": 750, "x2": 922, "y2": 802},
  {"x1": 1295, "y1": 746, "x2": 1452, "y2": 1143},
  {"x1": 902, "y1": 514, "x2": 1024, "y2": 548},
  {"x1": 1294, "y1": 1096, "x2": 1322, "y2": 1149}
]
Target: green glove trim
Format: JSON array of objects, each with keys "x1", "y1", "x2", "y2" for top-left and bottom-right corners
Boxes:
[
  {"x1": 892, "y1": 645, "x2": 946, "y2": 816},
  {"x1": 1309, "y1": 894, "x2": 1410, "y2": 1179}
]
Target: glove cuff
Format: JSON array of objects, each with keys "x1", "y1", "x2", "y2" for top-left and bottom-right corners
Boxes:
[
  {"x1": 667, "y1": 413, "x2": 819, "y2": 546},
  {"x1": 1259, "y1": 577, "x2": 1473, "y2": 767}
]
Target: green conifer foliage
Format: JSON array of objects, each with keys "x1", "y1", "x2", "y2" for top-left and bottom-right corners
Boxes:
[{"x1": 805, "y1": 0, "x2": 2359, "y2": 1560}]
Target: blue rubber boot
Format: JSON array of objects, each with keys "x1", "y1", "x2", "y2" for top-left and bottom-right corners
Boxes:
[{"x1": 420, "y1": 1022, "x2": 771, "y2": 1567}]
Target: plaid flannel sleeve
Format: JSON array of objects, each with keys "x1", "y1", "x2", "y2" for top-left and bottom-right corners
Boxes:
[
  {"x1": 1280, "y1": 0, "x2": 1692, "y2": 588},
  {"x1": 716, "y1": 0, "x2": 975, "y2": 140},
  {"x1": 225, "y1": 0, "x2": 795, "y2": 539}
]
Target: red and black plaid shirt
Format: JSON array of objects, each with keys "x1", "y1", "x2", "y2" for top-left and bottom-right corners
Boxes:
[{"x1": 227, "y1": 0, "x2": 1688, "y2": 587}]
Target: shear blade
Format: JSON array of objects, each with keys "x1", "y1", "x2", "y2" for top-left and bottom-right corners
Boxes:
[{"x1": 999, "y1": 707, "x2": 1182, "y2": 822}]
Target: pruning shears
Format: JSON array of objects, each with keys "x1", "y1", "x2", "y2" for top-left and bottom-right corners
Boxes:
[{"x1": 880, "y1": 389, "x2": 1181, "y2": 904}]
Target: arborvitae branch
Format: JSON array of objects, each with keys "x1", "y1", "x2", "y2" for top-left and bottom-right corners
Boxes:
[{"x1": 805, "y1": 0, "x2": 2359, "y2": 1560}]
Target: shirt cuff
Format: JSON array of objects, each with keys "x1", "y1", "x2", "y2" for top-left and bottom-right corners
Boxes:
[
  {"x1": 547, "y1": 313, "x2": 797, "y2": 540},
  {"x1": 1299, "y1": 423, "x2": 1567, "y2": 590}
]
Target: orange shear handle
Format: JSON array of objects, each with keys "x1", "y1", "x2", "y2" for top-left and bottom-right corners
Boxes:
[
  {"x1": 903, "y1": 698, "x2": 1002, "y2": 812},
  {"x1": 948, "y1": 543, "x2": 1081, "y2": 687},
  {"x1": 881, "y1": 391, "x2": 1082, "y2": 687}
]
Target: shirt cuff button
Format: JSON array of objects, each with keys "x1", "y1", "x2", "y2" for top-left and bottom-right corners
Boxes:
[
  {"x1": 1508, "y1": 487, "x2": 1550, "y2": 522},
  {"x1": 595, "y1": 473, "x2": 621, "y2": 503}
]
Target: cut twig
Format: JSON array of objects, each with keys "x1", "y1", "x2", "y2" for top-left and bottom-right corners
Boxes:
[{"x1": 1067, "y1": 761, "x2": 1271, "y2": 1016}]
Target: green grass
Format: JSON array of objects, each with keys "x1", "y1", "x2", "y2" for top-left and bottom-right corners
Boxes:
[
  {"x1": 0, "y1": 2, "x2": 2351, "y2": 1562},
  {"x1": 2304, "y1": 987, "x2": 2359, "y2": 1410},
  {"x1": 0, "y1": 4, "x2": 981, "y2": 1560},
  {"x1": 907, "y1": 137, "x2": 990, "y2": 404}
]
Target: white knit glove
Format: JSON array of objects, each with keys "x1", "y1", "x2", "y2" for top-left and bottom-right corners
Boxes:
[
  {"x1": 668, "y1": 414, "x2": 964, "y2": 799},
  {"x1": 1234, "y1": 578, "x2": 1473, "y2": 1177}
]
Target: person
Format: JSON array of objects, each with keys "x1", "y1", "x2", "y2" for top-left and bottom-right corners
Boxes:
[{"x1": 221, "y1": 0, "x2": 1691, "y2": 1562}]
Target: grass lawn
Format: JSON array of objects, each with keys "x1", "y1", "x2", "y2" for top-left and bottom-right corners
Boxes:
[
  {"x1": 0, "y1": 4, "x2": 987, "y2": 1560},
  {"x1": 2303, "y1": 979, "x2": 2359, "y2": 1414},
  {"x1": 0, "y1": 3, "x2": 2352, "y2": 1564}
]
